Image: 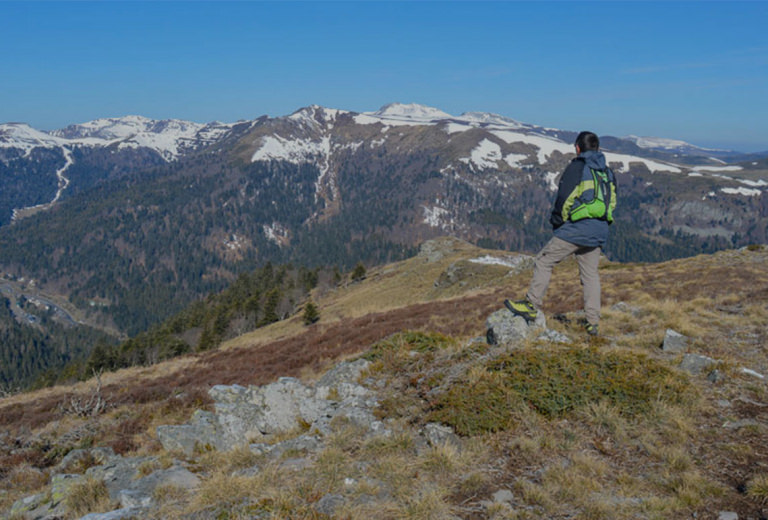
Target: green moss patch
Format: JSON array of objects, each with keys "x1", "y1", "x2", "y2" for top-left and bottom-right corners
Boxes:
[
  {"x1": 363, "y1": 331, "x2": 454, "y2": 361},
  {"x1": 429, "y1": 347, "x2": 692, "y2": 436}
]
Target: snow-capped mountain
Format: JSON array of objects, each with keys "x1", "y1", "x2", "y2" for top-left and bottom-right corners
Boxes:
[
  {"x1": 2, "y1": 103, "x2": 766, "y2": 233},
  {"x1": 1, "y1": 102, "x2": 766, "y2": 350}
]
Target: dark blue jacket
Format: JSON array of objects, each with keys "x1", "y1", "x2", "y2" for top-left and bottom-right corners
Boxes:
[{"x1": 550, "y1": 150, "x2": 615, "y2": 248}]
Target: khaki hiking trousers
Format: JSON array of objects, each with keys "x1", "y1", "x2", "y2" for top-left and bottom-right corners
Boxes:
[{"x1": 526, "y1": 236, "x2": 602, "y2": 325}]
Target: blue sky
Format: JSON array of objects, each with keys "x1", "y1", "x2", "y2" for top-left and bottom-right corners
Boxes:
[{"x1": 2, "y1": 1, "x2": 767, "y2": 152}]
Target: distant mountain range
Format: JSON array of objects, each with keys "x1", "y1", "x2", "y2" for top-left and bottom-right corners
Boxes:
[{"x1": 0, "y1": 103, "x2": 766, "y2": 361}]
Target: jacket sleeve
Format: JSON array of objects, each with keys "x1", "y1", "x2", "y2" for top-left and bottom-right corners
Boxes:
[{"x1": 550, "y1": 159, "x2": 584, "y2": 229}]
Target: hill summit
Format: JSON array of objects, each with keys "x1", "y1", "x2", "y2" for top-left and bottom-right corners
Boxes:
[{"x1": 2, "y1": 238, "x2": 767, "y2": 519}]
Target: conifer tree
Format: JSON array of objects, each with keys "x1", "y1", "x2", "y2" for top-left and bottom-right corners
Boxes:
[
  {"x1": 303, "y1": 300, "x2": 319, "y2": 325},
  {"x1": 351, "y1": 262, "x2": 367, "y2": 282}
]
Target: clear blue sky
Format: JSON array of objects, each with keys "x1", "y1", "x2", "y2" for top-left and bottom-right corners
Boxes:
[{"x1": 2, "y1": 1, "x2": 767, "y2": 152}]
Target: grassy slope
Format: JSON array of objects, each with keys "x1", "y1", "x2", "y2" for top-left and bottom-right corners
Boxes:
[{"x1": 1, "y1": 238, "x2": 767, "y2": 518}]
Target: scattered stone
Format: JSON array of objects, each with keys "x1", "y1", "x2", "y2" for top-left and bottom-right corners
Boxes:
[
  {"x1": 79, "y1": 508, "x2": 145, "y2": 520},
  {"x1": 423, "y1": 422, "x2": 461, "y2": 449},
  {"x1": 717, "y1": 400, "x2": 731, "y2": 408},
  {"x1": 314, "y1": 493, "x2": 346, "y2": 516},
  {"x1": 740, "y1": 367, "x2": 766, "y2": 380},
  {"x1": 279, "y1": 457, "x2": 313, "y2": 471},
  {"x1": 491, "y1": 489, "x2": 515, "y2": 504},
  {"x1": 679, "y1": 354, "x2": 717, "y2": 375},
  {"x1": 708, "y1": 369, "x2": 725, "y2": 383},
  {"x1": 537, "y1": 329, "x2": 571, "y2": 344},
  {"x1": 723, "y1": 419, "x2": 763, "y2": 430},
  {"x1": 50, "y1": 473, "x2": 83, "y2": 506},
  {"x1": 718, "y1": 512, "x2": 738, "y2": 520},
  {"x1": 611, "y1": 301, "x2": 643, "y2": 317},
  {"x1": 662, "y1": 329, "x2": 688, "y2": 353}
]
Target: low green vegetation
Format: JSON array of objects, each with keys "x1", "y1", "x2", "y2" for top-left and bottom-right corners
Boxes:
[{"x1": 431, "y1": 347, "x2": 693, "y2": 435}]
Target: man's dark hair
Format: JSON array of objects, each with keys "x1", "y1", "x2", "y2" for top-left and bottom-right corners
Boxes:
[{"x1": 575, "y1": 131, "x2": 600, "y2": 152}]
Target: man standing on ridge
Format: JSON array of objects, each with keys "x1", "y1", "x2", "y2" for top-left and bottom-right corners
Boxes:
[{"x1": 505, "y1": 131, "x2": 617, "y2": 336}]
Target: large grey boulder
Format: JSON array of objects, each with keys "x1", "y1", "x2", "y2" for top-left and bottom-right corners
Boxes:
[{"x1": 486, "y1": 309, "x2": 543, "y2": 345}]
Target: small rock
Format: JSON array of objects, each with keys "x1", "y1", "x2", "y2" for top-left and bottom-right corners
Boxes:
[
  {"x1": 119, "y1": 489, "x2": 153, "y2": 509},
  {"x1": 740, "y1": 367, "x2": 766, "y2": 380},
  {"x1": 708, "y1": 370, "x2": 725, "y2": 383},
  {"x1": 79, "y1": 508, "x2": 145, "y2": 520},
  {"x1": 280, "y1": 457, "x2": 313, "y2": 471},
  {"x1": 314, "y1": 493, "x2": 346, "y2": 516},
  {"x1": 611, "y1": 301, "x2": 642, "y2": 316},
  {"x1": 492, "y1": 489, "x2": 515, "y2": 504},
  {"x1": 537, "y1": 329, "x2": 571, "y2": 344},
  {"x1": 723, "y1": 419, "x2": 762, "y2": 430},
  {"x1": 423, "y1": 423, "x2": 460, "y2": 448},
  {"x1": 718, "y1": 512, "x2": 738, "y2": 520},
  {"x1": 662, "y1": 329, "x2": 688, "y2": 353},
  {"x1": 679, "y1": 354, "x2": 717, "y2": 375}
]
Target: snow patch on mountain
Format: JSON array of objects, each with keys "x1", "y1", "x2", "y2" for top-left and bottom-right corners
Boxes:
[
  {"x1": 0, "y1": 123, "x2": 68, "y2": 154},
  {"x1": 252, "y1": 135, "x2": 326, "y2": 164},
  {"x1": 263, "y1": 223, "x2": 290, "y2": 247},
  {"x1": 469, "y1": 255, "x2": 530, "y2": 269},
  {"x1": 374, "y1": 103, "x2": 452, "y2": 121},
  {"x1": 354, "y1": 103, "x2": 453, "y2": 127},
  {"x1": 625, "y1": 135, "x2": 723, "y2": 153},
  {"x1": 603, "y1": 152, "x2": 682, "y2": 174},
  {"x1": 694, "y1": 165, "x2": 743, "y2": 173},
  {"x1": 2, "y1": 117, "x2": 234, "y2": 161},
  {"x1": 460, "y1": 139, "x2": 503, "y2": 170},
  {"x1": 422, "y1": 204, "x2": 450, "y2": 229},
  {"x1": 721, "y1": 187, "x2": 762, "y2": 197},
  {"x1": 543, "y1": 171, "x2": 560, "y2": 191},
  {"x1": 505, "y1": 153, "x2": 527, "y2": 169},
  {"x1": 457, "y1": 112, "x2": 527, "y2": 129},
  {"x1": 491, "y1": 131, "x2": 572, "y2": 163},
  {"x1": 288, "y1": 106, "x2": 349, "y2": 130}
]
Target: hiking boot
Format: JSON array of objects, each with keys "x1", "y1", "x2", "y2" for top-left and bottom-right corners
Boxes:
[
  {"x1": 504, "y1": 299, "x2": 538, "y2": 323},
  {"x1": 585, "y1": 323, "x2": 599, "y2": 336}
]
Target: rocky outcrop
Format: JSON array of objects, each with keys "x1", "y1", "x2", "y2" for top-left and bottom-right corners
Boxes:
[{"x1": 157, "y1": 359, "x2": 383, "y2": 457}]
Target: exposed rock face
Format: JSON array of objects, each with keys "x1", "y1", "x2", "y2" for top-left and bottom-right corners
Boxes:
[{"x1": 156, "y1": 359, "x2": 381, "y2": 456}]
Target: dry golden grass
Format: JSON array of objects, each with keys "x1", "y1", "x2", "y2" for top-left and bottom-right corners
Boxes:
[{"x1": 63, "y1": 476, "x2": 115, "y2": 517}]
